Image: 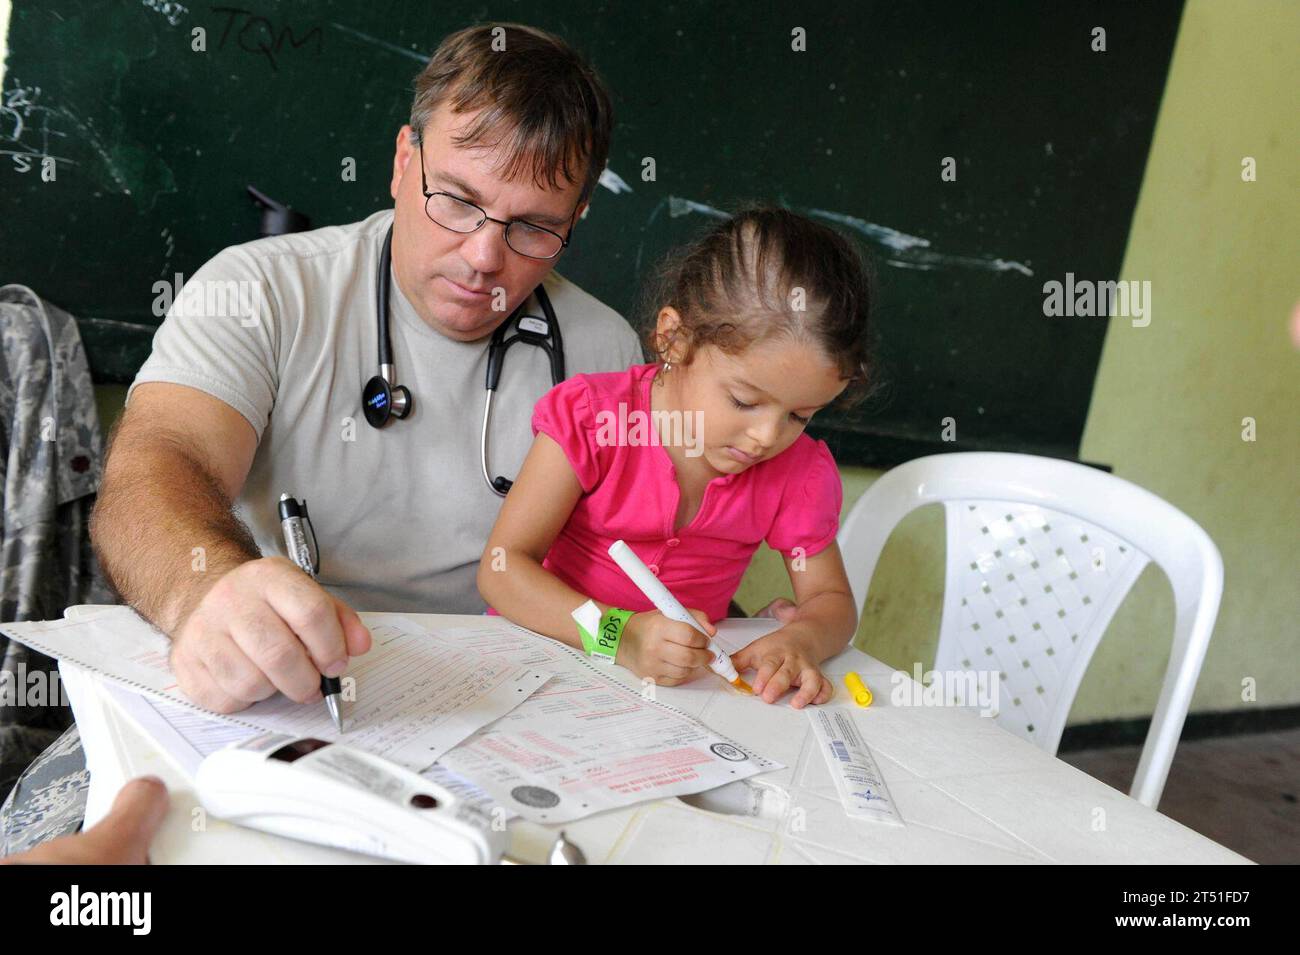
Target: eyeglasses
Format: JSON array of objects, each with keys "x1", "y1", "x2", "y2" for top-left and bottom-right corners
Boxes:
[{"x1": 417, "y1": 139, "x2": 574, "y2": 260}]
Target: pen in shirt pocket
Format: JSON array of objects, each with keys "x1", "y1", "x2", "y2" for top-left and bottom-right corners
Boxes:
[{"x1": 278, "y1": 492, "x2": 346, "y2": 733}]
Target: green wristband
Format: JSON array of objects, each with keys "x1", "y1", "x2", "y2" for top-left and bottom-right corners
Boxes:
[{"x1": 578, "y1": 607, "x2": 634, "y2": 664}]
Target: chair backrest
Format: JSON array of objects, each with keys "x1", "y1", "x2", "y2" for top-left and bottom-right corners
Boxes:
[{"x1": 837, "y1": 452, "x2": 1223, "y2": 808}]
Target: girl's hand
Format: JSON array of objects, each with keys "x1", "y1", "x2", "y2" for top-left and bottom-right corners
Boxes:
[
  {"x1": 619, "y1": 609, "x2": 716, "y2": 686},
  {"x1": 732, "y1": 629, "x2": 835, "y2": 708}
]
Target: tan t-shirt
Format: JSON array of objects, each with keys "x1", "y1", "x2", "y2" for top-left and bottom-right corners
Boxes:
[{"x1": 128, "y1": 209, "x2": 644, "y2": 612}]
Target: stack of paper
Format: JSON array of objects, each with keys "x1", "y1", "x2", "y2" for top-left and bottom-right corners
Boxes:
[
  {"x1": 2, "y1": 609, "x2": 552, "y2": 770},
  {"x1": 0, "y1": 609, "x2": 783, "y2": 827}
]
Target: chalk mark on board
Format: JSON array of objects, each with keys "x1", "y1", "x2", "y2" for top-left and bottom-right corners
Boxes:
[
  {"x1": 580, "y1": 167, "x2": 633, "y2": 220},
  {"x1": 807, "y1": 207, "x2": 1033, "y2": 275},
  {"x1": 668, "y1": 196, "x2": 729, "y2": 220},
  {"x1": 161, "y1": 227, "x2": 176, "y2": 277},
  {"x1": 1, "y1": 81, "x2": 78, "y2": 167},
  {"x1": 3, "y1": 77, "x2": 178, "y2": 206},
  {"x1": 329, "y1": 22, "x2": 428, "y2": 63},
  {"x1": 600, "y1": 167, "x2": 632, "y2": 195},
  {"x1": 805, "y1": 208, "x2": 930, "y2": 252},
  {"x1": 631, "y1": 196, "x2": 1032, "y2": 278},
  {"x1": 633, "y1": 196, "x2": 712, "y2": 274},
  {"x1": 55, "y1": 107, "x2": 132, "y2": 195},
  {"x1": 141, "y1": 0, "x2": 189, "y2": 28}
]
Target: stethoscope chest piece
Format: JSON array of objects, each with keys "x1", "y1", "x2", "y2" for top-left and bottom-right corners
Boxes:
[{"x1": 362, "y1": 373, "x2": 412, "y2": 429}]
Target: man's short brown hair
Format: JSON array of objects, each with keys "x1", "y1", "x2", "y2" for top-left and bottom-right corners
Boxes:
[{"x1": 410, "y1": 23, "x2": 614, "y2": 206}]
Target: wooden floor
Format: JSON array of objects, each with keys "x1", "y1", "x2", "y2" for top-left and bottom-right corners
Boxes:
[{"x1": 1060, "y1": 728, "x2": 1300, "y2": 864}]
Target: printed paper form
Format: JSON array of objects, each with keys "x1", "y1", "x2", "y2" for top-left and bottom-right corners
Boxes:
[
  {"x1": 99, "y1": 683, "x2": 262, "y2": 777},
  {"x1": 99, "y1": 683, "x2": 503, "y2": 816},
  {"x1": 4, "y1": 608, "x2": 550, "y2": 771},
  {"x1": 433, "y1": 623, "x2": 784, "y2": 823}
]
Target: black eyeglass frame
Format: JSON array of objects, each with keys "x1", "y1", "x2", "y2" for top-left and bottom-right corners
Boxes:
[{"x1": 417, "y1": 138, "x2": 578, "y2": 260}]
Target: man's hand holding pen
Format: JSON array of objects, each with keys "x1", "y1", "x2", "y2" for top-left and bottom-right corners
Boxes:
[{"x1": 168, "y1": 556, "x2": 371, "y2": 716}]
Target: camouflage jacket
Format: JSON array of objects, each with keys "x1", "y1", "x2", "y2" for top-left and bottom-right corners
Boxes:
[{"x1": 0, "y1": 284, "x2": 116, "y2": 800}]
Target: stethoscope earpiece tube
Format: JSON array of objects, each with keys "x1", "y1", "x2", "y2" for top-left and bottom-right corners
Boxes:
[
  {"x1": 485, "y1": 320, "x2": 510, "y2": 392},
  {"x1": 375, "y1": 225, "x2": 394, "y2": 370},
  {"x1": 363, "y1": 225, "x2": 412, "y2": 428}
]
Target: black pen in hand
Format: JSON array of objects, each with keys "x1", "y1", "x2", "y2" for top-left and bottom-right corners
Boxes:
[{"x1": 278, "y1": 492, "x2": 345, "y2": 732}]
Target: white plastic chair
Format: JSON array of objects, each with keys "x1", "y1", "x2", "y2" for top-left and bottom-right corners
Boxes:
[{"x1": 837, "y1": 452, "x2": 1223, "y2": 809}]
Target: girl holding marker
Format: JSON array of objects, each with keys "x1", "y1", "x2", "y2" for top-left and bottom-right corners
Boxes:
[{"x1": 478, "y1": 206, "x2": 879, "y2": 708}]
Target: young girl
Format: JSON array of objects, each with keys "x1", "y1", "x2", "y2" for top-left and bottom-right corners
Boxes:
[{"x1": 478, "y1": 206, "x2": 877, "y2": 708}]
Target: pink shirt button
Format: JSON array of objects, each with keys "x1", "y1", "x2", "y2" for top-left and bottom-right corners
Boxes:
[
  {"x1": 666, "y1": 538, "x2": 680, "y2": 548},
  {"x1": 648, "y1": 564, "x2": 660, "y2": 575}
]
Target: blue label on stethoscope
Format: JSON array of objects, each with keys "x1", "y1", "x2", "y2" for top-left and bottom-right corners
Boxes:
[{"x1": 367, "y1": 392, "x2": 388, "y2": 409}]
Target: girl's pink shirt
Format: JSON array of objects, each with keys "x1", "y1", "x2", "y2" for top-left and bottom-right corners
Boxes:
[{"x1": 530, "y1": 362, "x2": 843, "y2": 622}]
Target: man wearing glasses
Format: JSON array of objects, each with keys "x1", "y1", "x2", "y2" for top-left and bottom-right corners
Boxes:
[{"x1": 88, "y1": 23, "x2": 643, "y2": 715}]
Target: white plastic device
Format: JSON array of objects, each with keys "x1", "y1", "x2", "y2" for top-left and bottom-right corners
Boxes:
[{"x1": 195, "y1": 732, "x2": 507, "y2": 865}]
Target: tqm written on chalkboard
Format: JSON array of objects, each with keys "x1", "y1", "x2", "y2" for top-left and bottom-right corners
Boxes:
[{"x1": 194, "y1": 6, "x2": 326, "y2": 72}]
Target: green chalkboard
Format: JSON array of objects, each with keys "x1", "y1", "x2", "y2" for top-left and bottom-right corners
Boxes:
[{"x1": 1, "y1": 1, "x2": 1184, "y2": 467}]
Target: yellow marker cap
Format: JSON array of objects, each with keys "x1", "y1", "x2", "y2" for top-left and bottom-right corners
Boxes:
[{"x1": 844, "y1": 671, "x2": 872, "y2": 707}]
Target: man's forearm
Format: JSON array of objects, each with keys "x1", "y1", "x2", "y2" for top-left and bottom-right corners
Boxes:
[{"x1": 91, "y1": 436, "x2": 261, "y2": 637}]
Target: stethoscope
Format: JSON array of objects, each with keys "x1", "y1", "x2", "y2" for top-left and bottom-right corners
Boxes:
[{"x1": 361, "y1": 225, "x2": 565, "y2": 496}]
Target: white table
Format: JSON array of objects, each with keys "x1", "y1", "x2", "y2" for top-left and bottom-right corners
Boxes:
[{"x1": 61, "y1": 609, "x2": 1250, "y2": 864}]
